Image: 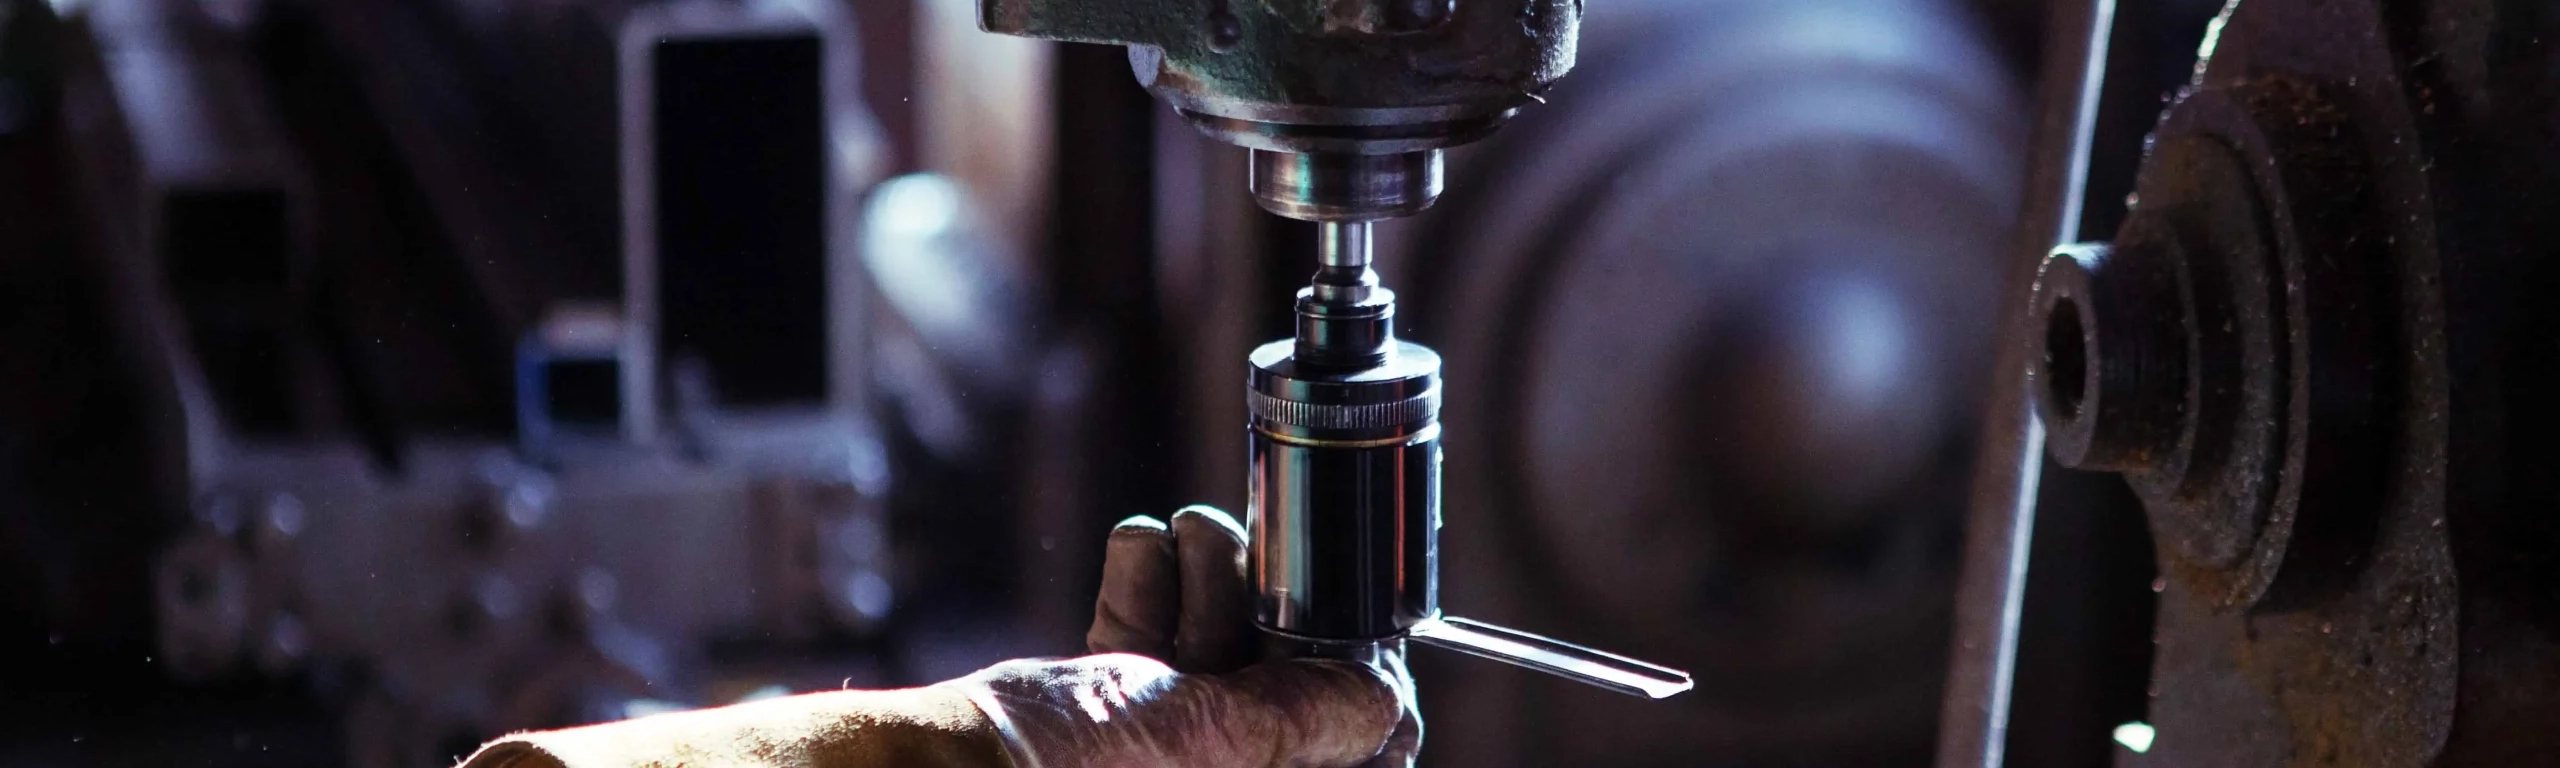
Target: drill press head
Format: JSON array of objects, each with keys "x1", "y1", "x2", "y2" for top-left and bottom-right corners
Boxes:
[
  {"x1": 983, "y1": 0, "x2": 1687, "y2": 702},
  {"x1": 980, "y1": 0, "x2": 1580, "y2": 221}
]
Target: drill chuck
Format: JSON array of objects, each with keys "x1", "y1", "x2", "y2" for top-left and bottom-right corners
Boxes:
[
  {"x1": 1247, "y1": 340, "x2": 1442, "y2": 642},
  {"x1": 1242, "y1": 222, "x2": 1692, "y2": 698},
  {"x1": 981, "y1": 0, "x2": 1688, "y2": 715}
]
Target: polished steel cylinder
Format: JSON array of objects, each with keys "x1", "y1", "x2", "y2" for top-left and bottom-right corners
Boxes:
[
  {"x1": 1251, "y1": 149, "x2": 1445, "y2": 221},
  {"x1": 1247, "y1": 339, "x2": 1442, "y2": 642},
  {"x1": 1294, "y1": 287, "x2": 1393, "y2": 368},
  {"x1": 1312, "y1": 222, "x2": 1380, "y2": 305},
  {"x1": 1318, "y1": 220, "x2": 1373, "y2": 269}
]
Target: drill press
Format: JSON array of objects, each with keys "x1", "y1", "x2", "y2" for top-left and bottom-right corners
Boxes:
[{"x1": 983, "y1": 0, "x2": 1691, "y2": 700}]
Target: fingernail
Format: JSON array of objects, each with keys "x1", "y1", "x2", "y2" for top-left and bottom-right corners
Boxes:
[
  {"x1": 1112, "y1": 515, "x2": 1169, "y2": 534},
  {"x1": 1172, "y1": 505, "x2": 1245, "y2": 540}
]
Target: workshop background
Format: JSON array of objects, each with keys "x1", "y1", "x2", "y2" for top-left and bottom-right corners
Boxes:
[{"x1": 0, "y1": 0, "x2": 2223, "y2": 765}]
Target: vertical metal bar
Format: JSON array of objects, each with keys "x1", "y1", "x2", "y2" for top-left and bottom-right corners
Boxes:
[
  {"x1": 1311, "y1": 220, "x2": 1375, "y2": 305},
  {"x1": 1934, "y1": 1, "x2": 2115, "y2": 766},
  {"x1": 1317, "y1": 220, "x2": 1373, "y2": 270}
]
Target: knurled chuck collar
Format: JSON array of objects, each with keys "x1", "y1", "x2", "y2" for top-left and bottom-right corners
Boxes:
[{"x1": 1249, "y1": 340, "x2": 1441, "y2": 444}]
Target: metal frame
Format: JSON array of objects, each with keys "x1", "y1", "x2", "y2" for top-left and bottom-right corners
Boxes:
[{"x1": 1934, "y1": 1, "x2": 2116, "y2": 766}]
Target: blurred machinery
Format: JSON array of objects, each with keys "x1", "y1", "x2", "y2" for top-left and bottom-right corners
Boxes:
[
  {"x1": 15, "y1": 0, "x2": 2557, "y2": 763},
  {"x1": 0, "y1": 0, "x2": 962, "y2": 765},
  {"x1": 1394, "y1": 0, "x2": 2025, "y2": 764},
  {"x1": 10, "y1": 0, "x2": 2361, "y2": 765},
  {"x1": 984, "y1": 0, "x2": 1707, "y2": 709},
  {"x1": 2, "y1": 0, "x2": 2051, "y2": 764},
  {"x1": 1947, "y1": 0, "x2": 2560, "y2": 766},
  {"x1": 1118, "y1": 0, "x2": 2038, "y2": 762}
]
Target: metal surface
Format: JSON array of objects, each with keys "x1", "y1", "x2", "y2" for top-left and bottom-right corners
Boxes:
[
  {"x1": 1968, "y1": 0, "x2": 2560, "y2": 763},
  {"x1": 1311, "y1": 219, "x2": 1377, "y2": 303},
  {"x1": 1298, "y1": 221, "x2": 1393, "y2": 358},
  {"x1": 1934, "y1": 1, "x2": 2112, "y2": 766},
  {"x1": 1243, "y1": 256, "x2": 1688, "y2": 699},
  {"x1": 1409, "y1": 616, "x2": 1693, "y2": 700},
  {"x1": 980, "y1": 0, "x2": 1565, "y2": 224},
  {"x1": 1317, "y1": 220, "x2": 1372, "y2": 270},
  {"x1": 977, "y1": 0, "x2": 1574, "y2": 155},
  {"x1": 1291, "y1": 291, "x2": 1394, "y2": 370},
  {"x1": 1253, "y1": 149, "x2": 1444, "y2": 221},
  {"x1": 1248, "y1": 337, "x2": 1440, "y2": 640},
  {"x1": 1249, "y1": 221, "x2": 1438, "y2": 641}
]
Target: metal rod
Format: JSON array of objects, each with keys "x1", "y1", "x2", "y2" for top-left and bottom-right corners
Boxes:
[
  {"x1": 1312, "y1": 220, "x2": 1377, "y2": 304},
  {"x1": 1410, "y1": 616, "x2": 1694, "y2": 700},
  {"x1": 1318, "y1": 220, "x2": 1373, "y2": 270},
  {"x1": 1932, "y1": 1, "x2": 2115, "y2": 767}
]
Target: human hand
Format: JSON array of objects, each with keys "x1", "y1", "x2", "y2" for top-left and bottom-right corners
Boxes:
[
  {"x1": 953, "y1": 506, "x2": 1421, "y2": 768},
  {"x1": 452, "y1": 507, "x2": 1418, "y2": 768}
]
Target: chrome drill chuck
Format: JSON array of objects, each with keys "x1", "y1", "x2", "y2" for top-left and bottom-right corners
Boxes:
[
  {"x1": 979, "y1": 0, "x2": 1687, "y2": 706},
  {"x1": 1247, "y1": 339, "x2": 1442, "y2": 642},
  {"x1": 1242, "y1": 224, "x2": 1692, "y2": 699}
]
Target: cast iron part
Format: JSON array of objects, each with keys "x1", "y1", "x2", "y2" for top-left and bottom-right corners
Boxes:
[
  {"x1": 1247, "y1": 221, "x2": 1692, "y2": 700},
  {"x1": 979, "y1": 0, "x2": 1573, "y2": 220},
  {"x1": 1958, "y1": 0, "x2": 2560, "y2": 764},
  {"x1": 2031, "y1": 80, "x2": 2390, "y2": 612}
]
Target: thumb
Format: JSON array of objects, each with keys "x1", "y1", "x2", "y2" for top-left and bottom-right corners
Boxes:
[{"x1": 1187, "y1": 660, "x2": 1403, "y2": 767}]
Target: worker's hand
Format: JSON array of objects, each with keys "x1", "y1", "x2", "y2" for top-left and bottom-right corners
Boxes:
[
  {"x1": 951, "y1": 506, "x2": 1421, "y2": 768},
  {"x1": 453, "y1": 507, "x2": 1416, "y2": 768}
]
